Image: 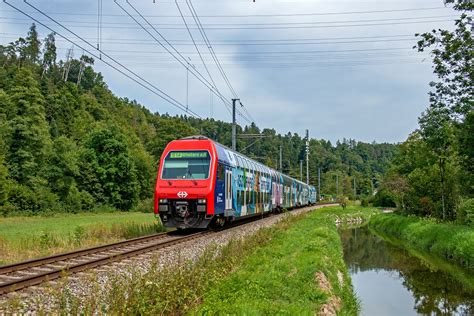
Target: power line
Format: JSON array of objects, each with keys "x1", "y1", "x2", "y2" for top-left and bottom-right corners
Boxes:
[
  {"x1": 0, "y1": 6, "x2": 450, "y2": 18},
  {"x1": 186, "y1": 0, "x2": 238, "y2": 98},
  {"x1": 1, "y1": 18, "x2": 456, "y2": 30},
  {"x1": 175, "y1": 0, "x2": 219, "y2": 102},
  {"x1": 0, "y1": 14, "x2": 457, "y2": 26},
  {"x1": 5, "y1": 0, "x2": 202, "y2": 119},
  {"x1": 186, "y1": 0, "x2": 255, "y2": 125},
  {"x1": 115, "y1": 0, "x2": 244, "y2": 121},
  {"x1": 0, "y1": 31, "x2": 420, "y2": 46}
]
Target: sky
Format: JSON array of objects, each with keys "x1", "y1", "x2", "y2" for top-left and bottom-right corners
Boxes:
[{"x1": 0, "y1": 0, "x2": 459, "y2": 144}]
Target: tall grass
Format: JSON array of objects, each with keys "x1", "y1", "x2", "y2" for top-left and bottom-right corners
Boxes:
[
  {"x1": 370, "y1": 213, "x2": 474, "y2": 269},
  {"x1": 0, "y1": 221, "x2": 164, "y2": 265}
]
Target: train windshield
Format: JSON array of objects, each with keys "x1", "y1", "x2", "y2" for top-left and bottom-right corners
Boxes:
[{"x1": 162, "y1": 151, "x2": 211, "y2": 180}]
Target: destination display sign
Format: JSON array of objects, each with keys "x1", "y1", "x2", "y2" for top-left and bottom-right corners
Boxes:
[{"x1": 169, "y1": 151, "x2": 209, "y2": 159}]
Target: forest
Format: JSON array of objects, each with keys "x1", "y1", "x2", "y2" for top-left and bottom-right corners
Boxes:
[{"x1": 0, "y1": 24, "x2": 397, "y2": 215}]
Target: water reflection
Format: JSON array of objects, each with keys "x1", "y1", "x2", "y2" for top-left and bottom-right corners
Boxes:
[{"x1": 340, "y1": 226, "x2": 474, "y2": 316}]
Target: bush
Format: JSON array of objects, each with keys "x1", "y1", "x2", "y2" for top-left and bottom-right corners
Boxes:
[
  {"x1": 457, "y1": 198, "x2": 474, "y2": 225},
  {"x1": 132, "y1": 198, "x2": 154, "y2": 213},
  {"x1": 372, "y1": 188, "x2": 396, "y2": 208}
]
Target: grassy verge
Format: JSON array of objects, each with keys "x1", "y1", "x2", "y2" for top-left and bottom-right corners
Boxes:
[
  {"x1": 194, "y1": 206, "x2": 375, "y2": 314},
  {"x1": 369, "y1": 213, "x2": 474, "y2": 269},
  {"x1": 3, "y1": 206, "x2": 373, "y2": 314},
  {"x1": 0, "y1": 212, "x2": 163, "y2": 265}
]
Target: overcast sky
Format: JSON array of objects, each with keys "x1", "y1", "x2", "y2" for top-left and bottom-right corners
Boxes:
[{"x1": 0, "y1": 0, "x2": 459, "y2": 143}]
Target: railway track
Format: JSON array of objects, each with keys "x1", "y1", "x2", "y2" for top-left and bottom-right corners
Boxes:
[
  {"x1": 0, "y1": 230, "x2": 213, "y2": 295},
  {"x1": 0, "y1": 203, "x2": 338, "y2": 296}
]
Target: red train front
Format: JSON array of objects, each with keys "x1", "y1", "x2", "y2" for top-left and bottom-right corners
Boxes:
[{"x1": 154, "y1": 136, "x2": 217, "y2": 229}]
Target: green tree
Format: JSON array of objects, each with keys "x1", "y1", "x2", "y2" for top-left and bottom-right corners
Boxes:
[
  {"x1": 41, "y1": 32, "x2": 56, "y2": 76},
  {"x1": 0, "y1": 90, "x2": 10, "y2": 208},
  {"x1": 78, "y1": 126, "x2": 139, "y2": 210},
  {"x1": 6, "y1": 68, "x2": 51, "y2": 186},
  {"x1": 410, "y1": 0, "x2": 473, "y2": 218},
  {"x1": 415, "y1": 1, "x2": 473, "y2": 119},
  {"x1": 457, "y1": 110, "x2": 474, "y2": 196},
  {"x1": 25, "y1": 23, "x2": 41, "y2": 64},
  {"x1": 418, "y1": 107, "x2": 457, "y2": 219}
]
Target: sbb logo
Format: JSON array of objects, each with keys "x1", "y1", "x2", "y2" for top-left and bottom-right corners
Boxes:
[{"x1": 177, "y1": 191, "x2": 188, "y2": 198}]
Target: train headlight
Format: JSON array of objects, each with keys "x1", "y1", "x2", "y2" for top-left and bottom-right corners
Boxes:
[
  {"x1": 197, "y1": 199, "x2": 206, "y2": 204},
  {"x1": 159, "y1": 199, "x2": 168, "y2": 204}
]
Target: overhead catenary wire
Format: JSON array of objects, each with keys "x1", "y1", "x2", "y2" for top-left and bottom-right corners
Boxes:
[
  {"x1": 115, "y1": 0, "x2": 240, "y2": 120},
  {"x1": 186, "y1": 0, "x2": 238, "y2": 99},
  {"x1": 1, "y1": 18, "x2": 456, "y2": 30},
  {"x1": 185, "y1": 0, "x2": 256, "y2": 125},
  {"x1": 120, "y1": 0, "x2": 253, "y2": 124},
  {"x1": 0, "y1": 31, "x2": 422, "y2": 46},
  {"x1": 1, "y1": 14, "x2": 457, "y2": 26},
  {"x1": 5, "y1": 0, "x2": 202, "y2": 119},
  {"x1": 0, "y1": 6, "x2": 450, "y2": 18},
  {"x1": 174, "y1": 0, "x2": 219, "y2": 103}
]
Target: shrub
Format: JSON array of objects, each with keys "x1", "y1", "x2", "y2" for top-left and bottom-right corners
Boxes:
[
  {"x1": 457, "y1": 198, "x2": 474, "y2": 225},
  {"x1": 132, "y1": 198, "x2": 154, "y2": 213},
  {"x1": 372, "y1": 188, "x2": 396, "y2": 207}
]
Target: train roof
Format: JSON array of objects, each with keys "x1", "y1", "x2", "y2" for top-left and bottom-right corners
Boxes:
[{"x1": 180, "y1": 136, "x2": 313, "y2": 188}]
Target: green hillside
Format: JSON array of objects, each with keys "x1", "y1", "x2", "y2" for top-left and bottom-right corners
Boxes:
[{"x1": 0, "y1": 25, "x2": 397, "y2": 215}]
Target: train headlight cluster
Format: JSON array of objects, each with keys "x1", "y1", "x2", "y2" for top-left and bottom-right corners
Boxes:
[
  {"x1": 197, "y1": 199, "x2": 206, "y2": 213},
  {"x1": 159, "y1": 199, "x2": 169, "y2": 213}
]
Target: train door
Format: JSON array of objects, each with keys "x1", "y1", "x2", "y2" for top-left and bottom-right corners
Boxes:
[{"x1": 225, "y1": 168, "x2": 233, "y2": 210}]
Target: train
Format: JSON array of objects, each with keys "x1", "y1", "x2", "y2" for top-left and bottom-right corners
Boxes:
[{"x1": 154, "y1": 136, "x2": 317, "y2": 229}]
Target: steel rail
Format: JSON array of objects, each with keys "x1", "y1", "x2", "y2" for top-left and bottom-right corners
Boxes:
[
  {"x1": 0, "y1": 232, "x2": 172, "y2": 275},
  {"x1": 0, "y1": 231, "x2": 211, "y2": 295}
]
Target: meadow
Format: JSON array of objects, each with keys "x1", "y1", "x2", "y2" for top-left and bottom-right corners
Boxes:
[{"x1": 0, "y1": 212, "x2": 163, "y2": 265}]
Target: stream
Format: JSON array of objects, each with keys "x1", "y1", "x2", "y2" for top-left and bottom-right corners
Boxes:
[{"x1": 339, "y1": 226, "x2": 474, "y2": 315}]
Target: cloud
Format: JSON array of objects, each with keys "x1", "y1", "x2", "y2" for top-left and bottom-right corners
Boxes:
[{"x1": 0, "y1": 0, "x2": 457, "y2": 143}]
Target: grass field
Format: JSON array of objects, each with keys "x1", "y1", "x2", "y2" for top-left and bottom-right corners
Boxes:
[{"x1": 0, "y1": 212, "x2": 162, "y2": 265}]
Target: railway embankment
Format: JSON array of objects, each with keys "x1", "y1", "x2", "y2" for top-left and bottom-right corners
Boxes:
[{"x1": 369, "y1": 214, "x2": 474, "y2": 269}]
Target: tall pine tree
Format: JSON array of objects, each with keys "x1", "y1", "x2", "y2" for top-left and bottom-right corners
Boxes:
[{"x1": 7, "y1": 68, "x2": 51, "y2": 186}]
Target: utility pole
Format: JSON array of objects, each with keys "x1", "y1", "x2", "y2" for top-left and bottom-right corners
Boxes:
[
  {"x1": 232, "y1": 98, "x2": 239, "y2": 151},
  {"x1": 336, "y1": 173, "x2": 339, "y2": 196},
  {"x1": 305, "y1": 129, "x2": 309, "y2": 185},
  {"x1": 77, "y1": 58, "x2": 85, "y2": 86},
  {"x1": 300, "y1": 160, "x2": 303, "y2": 181},
  {"x1": 279, "y1": 145, "x2": 282, "y2": 171},
  {"x1": 318, "y1": 167, "x2": 321, "y2": 201},
  {"x1": 62, "y1": 46, "x2": 73, "y2": 82}
]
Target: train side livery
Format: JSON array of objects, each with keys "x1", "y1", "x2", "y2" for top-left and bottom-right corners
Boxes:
[{"x1": 154, "y1": 136, "x2": 317, "y2": 229}]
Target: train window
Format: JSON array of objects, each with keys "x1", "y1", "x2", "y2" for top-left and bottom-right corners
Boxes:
[
  {"x1": 162, "y1": 151, "x2": 210, "y2": 180},
  {"x1": 217, "y1": 164, "x2": 225, "y2": 181}
]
